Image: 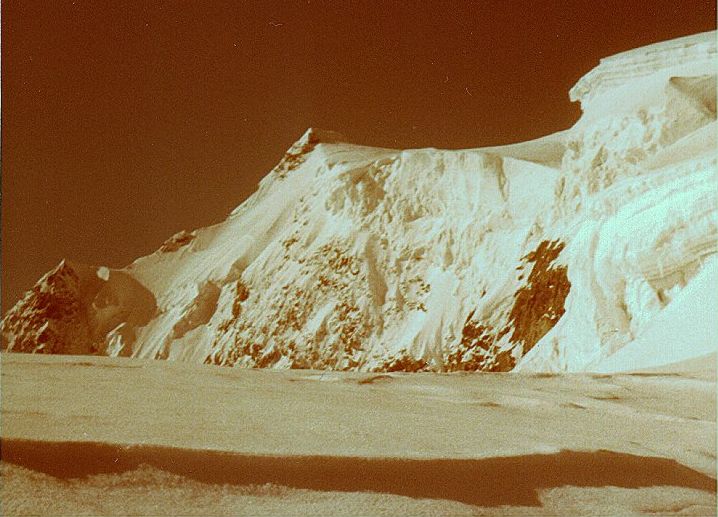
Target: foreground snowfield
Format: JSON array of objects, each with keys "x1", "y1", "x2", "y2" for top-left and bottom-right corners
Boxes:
[{"x1": 2, "y1": 353, "x2": 716, "y2": 516}]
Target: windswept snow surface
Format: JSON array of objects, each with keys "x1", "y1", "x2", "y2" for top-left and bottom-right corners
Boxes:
[
  {"x1": 2, "y1": 31, "x2": 716, "y2": 373},
  {"x1": 1, "y1": 353, "x2": 716, "y2": 516}
]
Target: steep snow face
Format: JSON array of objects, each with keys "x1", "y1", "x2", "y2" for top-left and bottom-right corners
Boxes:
[
  {"x1": 516, "y1": 31, "x2": 717, "y2": 371},
  {"x1": 3, "y1": 31, "x2": 716, "y2": 372}
]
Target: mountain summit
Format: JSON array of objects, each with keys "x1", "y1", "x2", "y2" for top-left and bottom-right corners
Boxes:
[{"x1": 3, "y1": 32, "x2": 716, "y2": 372}]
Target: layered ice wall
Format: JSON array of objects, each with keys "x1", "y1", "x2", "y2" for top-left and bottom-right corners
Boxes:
[
  {"x1": 3, "y1": 31, "x2": 716, "y2": 372},
  {"x1": 521, "y1": 31, "x2": 717, "y2": 371}
]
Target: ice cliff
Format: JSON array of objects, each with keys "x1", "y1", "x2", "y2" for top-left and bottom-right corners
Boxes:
[{"x1": 3, "y1": 31, "x2": 716, "y2": 372}]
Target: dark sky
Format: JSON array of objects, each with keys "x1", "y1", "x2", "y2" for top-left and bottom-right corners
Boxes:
[{"x1": 2, "y1": 1, "x2": 716, "y2": 312}]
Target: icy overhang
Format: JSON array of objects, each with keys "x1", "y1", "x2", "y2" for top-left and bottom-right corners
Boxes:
[{"x1": 569, "y1": 31, "x2": 716, "y2": 112}]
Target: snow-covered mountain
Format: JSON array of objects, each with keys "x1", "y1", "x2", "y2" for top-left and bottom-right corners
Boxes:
[{"x1": 3, "y1": 32, "x2": 716, "y2": 372}]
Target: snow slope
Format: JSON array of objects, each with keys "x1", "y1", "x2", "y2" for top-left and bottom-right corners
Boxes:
[
  {"x1": 592, "y1": 256, "x2": 718, "y2": 372},
  {"x1": 1, "y1": 353, "x2": 716, "y2": 515},
  {"x1": 2, "y1": 31, "x2": 716, "y2": 372}
]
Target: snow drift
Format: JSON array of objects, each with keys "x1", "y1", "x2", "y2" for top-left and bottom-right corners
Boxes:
[{"x1": 3, "y1": 31, "x2": 716, "y2": 372}]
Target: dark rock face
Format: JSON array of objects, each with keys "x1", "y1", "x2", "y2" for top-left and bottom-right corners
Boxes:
[
  {"x1": 444, "y1": 319, "x2": 509, "y2": 372},
  {"x1": 441, "y1": 240, "x2": 570, "y2": 373},
  {"x1": 2, "y1": 261, "x2": 158, "y2": 357},
  {"x1": 377, "y1": 350, "x2": 431, "y2": 373},
  {"x1": 1, "y1": 261, "x2": 94, "y2": 355},
  {"x1": 508, "y1": 240, "x2": 571, "y2": 356}
]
